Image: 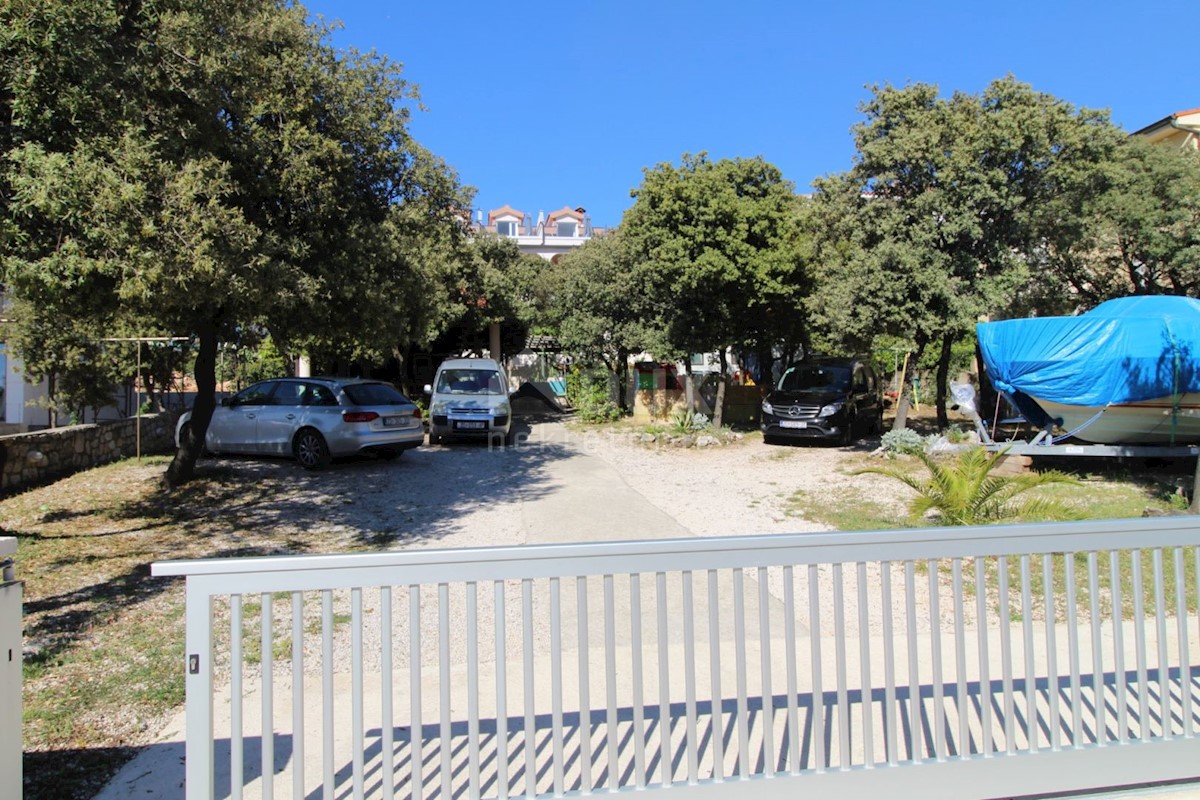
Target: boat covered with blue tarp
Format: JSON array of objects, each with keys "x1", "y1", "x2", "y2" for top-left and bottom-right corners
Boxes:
[{"x1": 976, "y1": 296, "x2": 1200, "y2": 444}]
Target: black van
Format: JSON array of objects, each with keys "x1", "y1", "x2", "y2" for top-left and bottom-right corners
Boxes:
[{"x1": 760, "y1": 356, "x2": 884, "y2": 445}]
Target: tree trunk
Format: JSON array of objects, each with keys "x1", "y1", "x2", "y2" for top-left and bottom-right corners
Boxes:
[
  {"x1": 683, "y1": 361, "x2": 696, "y2": 417},
  {"x1": 935, "y1": 332, "x2": 953, "y2": 429},
  {"x1": 713, "y1": 349, "x2": 728, "y2": 429},
  {"x1": 165, "y1": 323, "x2": 218, "y2": 488},
  {"x1": 616, "y1": 348, "x2": 630, "y2": 412},
  {"x1": 891, "y1": 339, "x2": 927, "y2": 432},
  {"x1": 1190, "y1": 456, "x2": 1200, "y2": 515}
]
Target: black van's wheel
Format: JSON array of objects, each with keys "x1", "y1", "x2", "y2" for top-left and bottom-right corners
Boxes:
[
  {"x1": 840, "y1": 416, "x2": 855, "y2": 447},
  {"x1": 293, "y1": 428, "x2": 331, "y2": 469}
]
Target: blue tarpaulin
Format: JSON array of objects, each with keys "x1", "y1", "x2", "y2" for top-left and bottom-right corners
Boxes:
[{"x1": 976, "y1": 296, "x2": 1200, "y2": 421}]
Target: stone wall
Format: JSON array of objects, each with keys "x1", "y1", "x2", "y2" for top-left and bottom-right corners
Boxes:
[{"x1": 0, "y1": 413, "x2": 177, "y2": 493}]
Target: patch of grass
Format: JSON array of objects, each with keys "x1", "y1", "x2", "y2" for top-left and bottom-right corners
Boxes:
[
  {"x1": 6, "y1": 455, "x2": 356, "y2": 800},
  {"x1": 785, "y1": 487, "x2": 909, "y2": 531}
]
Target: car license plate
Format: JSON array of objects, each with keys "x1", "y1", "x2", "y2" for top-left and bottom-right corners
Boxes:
[
  {"x1": 780, "y1": 420, "x2": 807, "y2": 429},
  {"x1": 382, "y1": 416, "x2": 407, "y2": 428},
  {"x1": 455, "y1": 421, "x2": 486, "y2": 430}
]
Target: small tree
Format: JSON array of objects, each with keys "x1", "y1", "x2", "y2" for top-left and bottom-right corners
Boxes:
[
  {"x1": 855, "y1": 447, "x2": 1080, "y2": 526},
  {"x1": 622, "y1": 153, "x2": 809, "y2": 427}
]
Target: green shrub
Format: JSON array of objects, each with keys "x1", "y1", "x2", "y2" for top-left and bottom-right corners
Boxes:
[
  {"x1": 881, "y1": 427, "x2": 926, "y2": 456},
  {"x1": 670, "y1": 408, "x2": 711, "y2": 433}
]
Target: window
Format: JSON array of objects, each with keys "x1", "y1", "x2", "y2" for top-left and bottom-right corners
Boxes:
[
  {"x1": 557, "y1": 221, "x2": 576, "y2": 237},
  {"x1": 232, "y1": 381, "x2": 278, "y2": 406},
  {"x1": 496, "y1": 220, "x2": 516, "y2": 237},
  {"x1": 436, "y1": 369, "x2": 506, "y2": 395}
]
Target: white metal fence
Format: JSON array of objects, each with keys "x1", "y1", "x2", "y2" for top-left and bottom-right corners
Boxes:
[
  {"x1": 1, "y1": 537, "x2": 21, "y2": 800},
  {"x1": 153, "y1": 518, "x2": 1200, "y2": 800}
]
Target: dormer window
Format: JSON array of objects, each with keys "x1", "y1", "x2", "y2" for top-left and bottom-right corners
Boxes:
[
  {"x1": 496, "y1": 220, "x2": 517, "y2": 237},
  {"x1": 557, "y1": 221, "x2": 576, "y2": 237}
]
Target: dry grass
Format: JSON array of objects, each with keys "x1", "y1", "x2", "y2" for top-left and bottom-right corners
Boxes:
[{"x1": 7, "y1": 456, "x2": 347, "y2": 800}]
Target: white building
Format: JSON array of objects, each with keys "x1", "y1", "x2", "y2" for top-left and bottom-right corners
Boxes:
[{"x1": 476, "y1": 204, "x2": 604, "y2": 261}]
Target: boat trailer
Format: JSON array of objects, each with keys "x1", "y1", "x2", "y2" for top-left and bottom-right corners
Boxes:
[{"x1": 954, "y1": 383, "x2": 1200, "y2": 459}]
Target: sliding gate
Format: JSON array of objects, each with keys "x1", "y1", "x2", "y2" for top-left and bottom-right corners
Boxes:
[{"x1": 153, "y1": 517, "x2": 1200, "y2": 799}]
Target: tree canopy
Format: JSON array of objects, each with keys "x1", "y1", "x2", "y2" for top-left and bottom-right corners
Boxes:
[
  {"x1": 621, "y1": 153, "x2": 808, "y2": 424},
  {"x1": 808, "y1": 77, "x2": 1125, "y2": 425},
  {"x1": 1, "y1": 0, "x2": 468, "y2": 484}
]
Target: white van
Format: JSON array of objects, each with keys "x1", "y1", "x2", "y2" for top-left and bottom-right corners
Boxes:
[{"x1": 424, "y1": 358, "x2": 513, "y2": 445}]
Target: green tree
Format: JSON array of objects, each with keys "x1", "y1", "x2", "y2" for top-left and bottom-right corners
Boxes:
[
  {"x1": 622, "y1": 153, "x2": 807, "y2": 426},
  {"x1": 1, "y1": 0, "x2": 467, "y2": 485},
  {"x1": 547, "y1": 232, "x2": 672, "y2": 411},
  {"x1": 1034, "y1": 136, "x2": 1200, "y2": 306},
  {"x1": 808, "y1": 77, "x2": 1122, "y2": 427}
]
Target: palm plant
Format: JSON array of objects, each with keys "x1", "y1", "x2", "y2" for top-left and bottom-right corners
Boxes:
[{"x1": 855, "y1": 446, "x2": 1081, "y2": 526}]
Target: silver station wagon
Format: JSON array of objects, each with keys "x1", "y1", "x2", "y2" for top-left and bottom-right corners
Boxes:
[{"x1": 175, "y1": 377, "x2": 424, "y2": 469}]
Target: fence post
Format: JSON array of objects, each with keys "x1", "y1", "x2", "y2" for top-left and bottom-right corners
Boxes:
[
  {"x1": 184, "y1": 580, "x2": 215, "y2": 800},
  {"x1": 1, "y1": 537, "x2": 22, "y2": 800}
]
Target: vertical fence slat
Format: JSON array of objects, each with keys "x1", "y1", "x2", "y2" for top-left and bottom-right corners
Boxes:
[
  {"x1": 293, "y1": 592, "x2": 306, "y2": 800},
  {"x1": 380, "y1": 587, "x2": 393, "y2": 800},
  {"x1": 808, "y1": 564, "x2": 824, "y2": 772},
  {"x1": 833, "y1": 563, "x2": 849, "y2": 768},
  {"x1": 1153, "y1": 548, "x2": 1170, "y2": 739},
  {"x1": 1065, "y1": 556, "x2": 1082, "y2": 746},
  {"x1": 655, "y1": 572, "x2": 671, "y2": 787},
  {"x1": 1043, "y1": 554, "x2": 1061, "y2": 750},
  {"x1": 550, "y1": 577, "x2": 564, "y2": 795},
  {"x1": 1111, "y1": 552, "x2": 1127, "y2": 744},
  {"x1": 230, "y1": 596, "x2": 243, "y2": 800},
  {"x1": 604, "y1": 574, "x2": 618, "y2": 791},
  {"x1": 522, "y1": 579, "x2": 536, "y2": 798},
  {"x1": 784, "y1": 565, "x2": 801, "y2": 774},
  {"x1": 495, "y1": 581, "x2": 509, "y2": 800},
  {"x1": 1087, "y1": 554, "x2": 1104, "y2": 748},
  {"x1": 466, "y1": 582, "x2": 481, "y2": 797},
  {"x1": 438, "y1": 583, "x2": 452, "y2": 800},
  {"x1": 955, "y1": 559, "x2": 969, "y2": 758},
  {"x1": 1020, "y1": 556, "x2": 1037, "y2": 754},
  {"x1": 630, "y1": 574, "x2": 647, "y2": 789},
  {"x1": 352, "y1": 588, "x2": 365, "y2": 800},
  {"x1": 976, "y1": 558, "x2": 993, "y2": 757},
  {"x1": 758, "y1": 566, "x2": 776, "y2": 774},
  {"x1": 683, "y1": 571, "x2": 698, "y2": 783},
  {"x1": 998, "y1": 556, "x2": 1014, "y2": 755},
  {"x1": 928, "y1": 559, "x2": 945, "y2": 761},
  {"x1": 260, "y1": 595, "x2": 274, "y2": 800},
  {"x1": 856, "y1": 562, "x2": 874, "y2": 768},
  {"x1": 707, "y1": 570, "x2": 725, "y2": 781},
  {"x1": 905, "y1": 561, "x2": 921, "y2": 762},
  {"x1": 1133, "y1": 550, "x2": 1149, "y2": 739},
  {"x1": 734, "y1": 568, "x2": 750, "y2": 777},
  {"x1": 321, "y1": 590, "x2": 333, "y2": 799},
  {"x1": 410, "y1": 586, "x2": 424, "y2": 800},
  {"x1": 882, "y1": 561, "x2": 898, "y2": 765},
  {"x1": 577, "y1": 575, "x2": 592, "y2": 793},
  {"x1": 1176, "y1": 548, "x2": 1193, "y2": 738}
]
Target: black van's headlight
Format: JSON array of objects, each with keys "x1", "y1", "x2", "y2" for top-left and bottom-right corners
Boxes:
[
  {"x1": 761, "y1": 400, "x2": 774, "y2": 415},
  {"x1": 819, "y1": 400, "x2": 845, "y2": 417}
]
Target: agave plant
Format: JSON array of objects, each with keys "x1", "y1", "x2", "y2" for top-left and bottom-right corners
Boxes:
[{"x1": 855, "y1": 446, "x2": 1081, "y2": 526}]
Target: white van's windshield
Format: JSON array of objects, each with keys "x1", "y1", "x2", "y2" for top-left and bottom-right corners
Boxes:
[{"x1": 435, "y1": 368, "x2": 505, "y2": 395}]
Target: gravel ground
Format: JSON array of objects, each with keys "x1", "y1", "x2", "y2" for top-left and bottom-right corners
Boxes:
[{"x1": 196, "y1": 417, "x2": 949, "y2": 691}]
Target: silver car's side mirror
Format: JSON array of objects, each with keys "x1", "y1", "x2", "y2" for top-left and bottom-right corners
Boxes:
[{"x1": 423, "y1": 384, "x2": 433, "y2": 395}]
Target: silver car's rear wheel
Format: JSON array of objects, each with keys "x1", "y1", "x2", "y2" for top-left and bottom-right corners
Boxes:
[
  {"x1": 293, "y1": 428, "x2": 331, "y2": 470},
  {"x1": 178, "y1": 422, "x2": 209, "y2": 456}
]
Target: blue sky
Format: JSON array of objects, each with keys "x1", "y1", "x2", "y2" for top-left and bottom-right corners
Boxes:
[{"x1": 307, "y1": 0, "x2": 1199, "y2": 229}]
